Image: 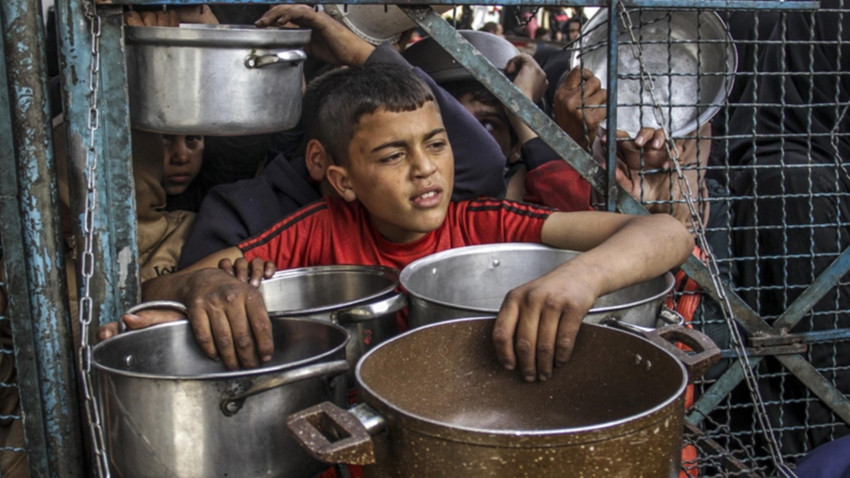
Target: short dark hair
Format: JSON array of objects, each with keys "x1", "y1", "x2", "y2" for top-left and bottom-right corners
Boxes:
[{"x1": 302, "y1": 62, "x2": 437, "y2": 165}]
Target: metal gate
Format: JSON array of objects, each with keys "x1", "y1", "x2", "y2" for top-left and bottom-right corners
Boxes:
[{"x1": 0, "y1": 0, "x2": 847, "y2": 476}]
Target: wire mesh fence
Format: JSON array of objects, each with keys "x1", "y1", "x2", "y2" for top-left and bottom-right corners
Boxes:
[
  {"x1": 581, "y1": 2, "x2": 850, "y2": 475},
  {"x1": 0, "y1": 0, "x2": 848, "y2": 476}
]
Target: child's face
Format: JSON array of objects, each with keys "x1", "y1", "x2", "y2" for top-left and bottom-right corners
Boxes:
[
  {"x1": 456, "y1": 92, "x2": 513, "y2": 160},
  {"x1": 336, "y1": 101, "x2": 454, "y2": 243}
]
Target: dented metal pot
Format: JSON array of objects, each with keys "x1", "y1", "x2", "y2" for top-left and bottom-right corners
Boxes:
[
  {"x1": 126, "y1": 24, "x2": 310, "y2": 135},
  {"x1": 93, "y1": 317, "x2": 348, "y2": 478}
]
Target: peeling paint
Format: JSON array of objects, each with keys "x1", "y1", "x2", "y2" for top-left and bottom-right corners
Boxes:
[{"x1": 118, "y1": 246, "x2": 132, "y2": 285}]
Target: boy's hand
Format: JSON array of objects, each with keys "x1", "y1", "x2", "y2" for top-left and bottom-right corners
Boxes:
[
  {"x1": 218, "y1": 257, "x2": 276, "y2": 288},
  {"x1": 553, "y1": 67, "x2": 607, "y2": 150},
  {"x1": 168, "y1": 268, "x2": 272, "y2": 370},
  {"x1": 96, "y1": 308, "x2": 185, "y2": 342},
  {"x1": 503, "y1": 54, "x2": 548, "y2": 147},
  {"x1": 505, "y1": 54, "x2": 548, "y2": 104},
  {"x1": 591, "y1": 123, "x2": 711, "y2": 229},
  {"x1": 492, "y1": 270, "x2": 597, "y2": 382},
  {"x1": 255, "y1": 4, "x2": 374, "y2": 66}
]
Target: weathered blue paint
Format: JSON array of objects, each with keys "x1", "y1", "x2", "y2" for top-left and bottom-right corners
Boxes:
[
  {"x1": 0, "y1": 16, "x2": 52, "y2": 478},
  {"x1": 1, "y1": 0, "x2": 85, "y2": 476},
  {"x1": 98, "y1": 0, "x2": 819, "y2": 9},
  {"x1": 99, "y1": 7, "x2": 140, "y2": 308},
  {"x1": 55, "y1": 0, "x2": 136, "y2": 338}
]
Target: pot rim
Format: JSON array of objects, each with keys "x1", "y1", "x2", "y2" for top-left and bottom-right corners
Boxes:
[
  {"x1": 92, "y1": 317, "x2": 349, "y2": 380},
  {"x1": 126, "y1": 24, "x2": 311, "y2": 48},
  {"x1": 399, "y1": 243, "x2": 674, "y2": 314},
  {"x1": 355, "y1": 317, "x2": 687, "y2": 441},
  {"x1": 261, "y1": 265, "x2": 401, "y2": 317}
]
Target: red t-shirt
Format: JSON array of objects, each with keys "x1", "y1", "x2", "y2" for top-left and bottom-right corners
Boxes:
[{"x1": 239, "y1": 196, "x2": 554, "y2": 271}]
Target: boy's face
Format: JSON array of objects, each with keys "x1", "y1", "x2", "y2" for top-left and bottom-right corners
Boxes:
[
  {"x1": 330, "y1": 101, "x2": 454, "y2": 243},
  {"x1": 456, "y1": 92, "x2": 514, "y2": 161}
]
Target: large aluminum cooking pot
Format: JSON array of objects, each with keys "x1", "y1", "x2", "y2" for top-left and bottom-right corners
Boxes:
[
  {"x1": 287, "y1": 317, "x2": 718, "y2": 477},
  {"x1": 400, "y1": 243, "x2": 674, "y2": 329},
  {"x1": 259, "y1": 265, "x2": 407, "y2": 384},
  {"x1": 93, "y1": 317, "x2": 348, "y2": 478},
  {"x1": 570, "y1": 9, "x2": 736, "y2": 138},
  {"x1": 126, "y1": 25, "x2": 310, "y2": 135}
]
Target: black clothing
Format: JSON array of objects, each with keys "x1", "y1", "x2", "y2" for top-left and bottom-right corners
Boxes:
[{"x1": 727, "y1": 0, "x2": 850, "y2": 455}]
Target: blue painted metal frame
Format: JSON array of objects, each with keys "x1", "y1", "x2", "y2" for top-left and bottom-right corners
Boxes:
[
  {"x1": 53, "y1": 0, "x2": 139, "y2": 324},
  {"x1": 0, "y1": 18, "x2": 52, "y2": 478},
  {"x1": 0, "y1": 0, "x2": 86, "y2": 475}
]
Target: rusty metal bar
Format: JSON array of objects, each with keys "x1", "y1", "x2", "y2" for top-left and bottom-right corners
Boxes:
[
  {"x1": 0, "y1": 0, "x2": 85, "y2": 475},
  {"x1": 0, "y1": 17, "x2": 51, "y2": 478}
]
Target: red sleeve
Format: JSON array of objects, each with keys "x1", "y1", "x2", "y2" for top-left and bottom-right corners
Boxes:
[
  {"x1": 452, "y1": 198, "x2": 554, "y2": 244},
  {"x1": 523, "y1": 160, "x2": 593, "y2": 212},
  {"x1": 238, "y1": 200, "x2": 332, "y2": 269}
]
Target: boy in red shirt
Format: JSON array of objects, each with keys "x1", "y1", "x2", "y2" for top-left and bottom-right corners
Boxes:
[{"x1": 140, "y1": 62, "x2": 694, "y2": 383}]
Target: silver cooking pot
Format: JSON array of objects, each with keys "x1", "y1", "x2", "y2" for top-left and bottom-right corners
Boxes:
[
  {"x1": 93, "y1": 316, "x2": 349, "y2": 478},
  {"x1": 400, "y1": 243, "x2": 675, "y2": 329},
  {"x1": 259, "y1": 265, "x2": 407, "y2": 385},
  {"x1": 126, "y1": 25, "x2": 310, "y2": 135}
]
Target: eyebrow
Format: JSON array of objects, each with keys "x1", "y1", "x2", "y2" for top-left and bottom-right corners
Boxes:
[{"x1": 370, "y1": 128, "x2": 447, "y2": 154}]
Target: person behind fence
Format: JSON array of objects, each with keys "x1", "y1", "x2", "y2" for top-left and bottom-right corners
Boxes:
[
  {"x1": 176, "y1": 5, "x2": 506, "y2": 268},
  {"x1": 135, "y1": 61, "x2": 694, "y2": 384},
  {"x1": 725, "y1": 0, "x2": 850, "y2": 457}
]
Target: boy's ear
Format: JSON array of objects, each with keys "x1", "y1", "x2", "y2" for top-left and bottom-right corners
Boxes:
[
  {"x1": 304, "y1": 139, "x2": 329, "y2": 182},
  {"x1": 326, "y1": 165, "x2": 358, "y2": 202}
]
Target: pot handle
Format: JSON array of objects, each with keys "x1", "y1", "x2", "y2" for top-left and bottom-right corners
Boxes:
[
  {"x1": 600, "y1": 318, "x2": 721, "y2": 382},
  {"x1": 287, "y1": 401, "x2": 382, "y2": 465},
  {"x1": 220, "y1": 360, "x2": 349, "y2": 417},
  {"x1": 245, "y1": 50, "x2": 308, "y2": 69},
  {"x1": 333, "y1": 292, "x2": 408, "y2": 324}
]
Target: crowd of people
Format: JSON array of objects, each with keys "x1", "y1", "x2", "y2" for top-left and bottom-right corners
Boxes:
[
  {"x1": 2, "y1": 2, "x2": 846, "y2": 477},
  {"x1": 102, "y1": 3, "x2": 709, "y2": 376}
]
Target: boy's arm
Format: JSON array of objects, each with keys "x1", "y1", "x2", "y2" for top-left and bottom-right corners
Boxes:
[
  {"x1": 492, "y1": 211, "x2": 694, "y2": 382},
  {"x1": 142, "y1": 246, "x2": 275, "y2": 371}
]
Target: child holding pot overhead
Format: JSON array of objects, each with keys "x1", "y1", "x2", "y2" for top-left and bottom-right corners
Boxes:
[{"x1": 134, "y1": 61, "x2": 694, "y2": 383}]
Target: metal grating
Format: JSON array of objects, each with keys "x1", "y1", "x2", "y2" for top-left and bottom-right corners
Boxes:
[{"x1": 596, "y1": 2, "x2": 850, "y2": 475}]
